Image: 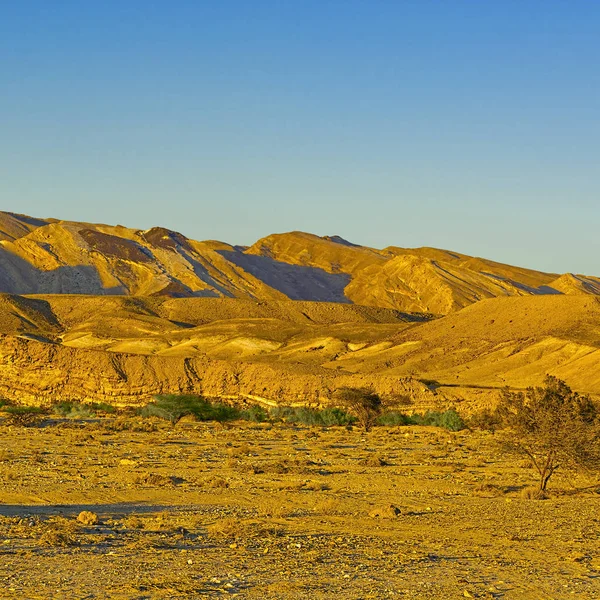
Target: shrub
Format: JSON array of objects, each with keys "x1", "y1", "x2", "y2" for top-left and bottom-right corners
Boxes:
[
  {"x1": 53, "y1": 402, "x2": 96, "y2": 418},
  {"x1": 467, "y1": 408, "x2": 502, "y2": 431},
  {"x1": 269, "y1": 406, "x2": 354, "y2": 427},
  {"x1": 495, "y1": 376, "x2": 600, "y2": 493},
  {"x1": 411, "y1": 409, "x2": 465, "y2": 431},
  {"x1": 140, "y1": 395, "x2": 239, "y2": 424},
  {"x1": 377, "y1": 411, "x2": 412, "y2": 426},
  {"x1": 239, "y1": 405, "x2": 269, "y2": 423},
  {"x1": 334, "y1": 387, "x2": 382, "y2": 431},
  {"x1": 2, "y1": 405, "x2": 45, "y2": 416}
]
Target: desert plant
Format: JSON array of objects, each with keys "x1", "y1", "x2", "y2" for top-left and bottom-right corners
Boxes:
[
  {"x1": 53, "y1": 402, "x2": 96, "y2": 418},
  {"x1": 268, "y1": 405, "x2": 354, "y2": 427},
  {"x1": 377, "y1": 411, "x2": 413, "y2": 426},
  {"x1": 495, "y1": 376, "x2": 600, "y2": 493},
  {"x1": 334, "y1": 387, "x2": 382, "y2": 431},
  {"x1": 140, "y1": 395, "x2": 239, "y2": 424},
  {"x1": 416, "y1": 409, "x2": 465, "y2": 432},
  {"x1": 239, "y1": 405, "x2": 269, "y2": 422}
]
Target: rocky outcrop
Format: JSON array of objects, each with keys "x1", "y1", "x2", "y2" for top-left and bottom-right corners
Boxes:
[{"x1": 0, "y1": 334, "x2": 438, "y2": 409}]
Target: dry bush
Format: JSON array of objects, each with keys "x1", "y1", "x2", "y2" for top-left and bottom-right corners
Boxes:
[
  {"x1": 521, "y1": 486, "x2": 549, "y2": 500},
  {"x1": 472, "y1": 482, "x2": 503, "y2": 497},
  {"x1": 227, "y1": 443, "x2": 251, "y2": 458},
  {"x1": 121, "y1": 515, "x2": 145, "y2": 530},
  {"x1": 202, "y1": 475, "x2": 229, "y2": 489},
  {"x1": 257, "y1": 497, "x2": 293, "y2": 518},
  {"x1": 302, "y1": 480, "x2": 329, "y2": 491},
  {"x1": 360, "y1": 454, "x2": 390, "y2": 467},
  {"x1": 312, "y1": 497, "x2": 343, "y2": 515},
  {"x1": 103, "y1": 418, "x2": 158, "y2": 433},
  {"x1": 497, "y1": 376, "x2": 600, "y2": 493},
  {"x1": 1, "y1": 466, "x2": 19, "y2": 481},
  {"x1": 39, "y1": 517, "x2": 80, "y2": 547},
  {"x1": 207, "y1": 517, "x2": 247, "y2": 540},
  {"x1": 207, "y1": 517, "x2": 284, "y2": 541},
  {"x1": 134, "y1": 472, "x2": 176, "y2": 486}
]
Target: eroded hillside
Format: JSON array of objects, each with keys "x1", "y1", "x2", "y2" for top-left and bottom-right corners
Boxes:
[
  {"x1": 1, "y1": 293, "x2": 600, "y2": 408},
  {"x1": 2, "y1": 211, "x2": 599, "y2": 313}
]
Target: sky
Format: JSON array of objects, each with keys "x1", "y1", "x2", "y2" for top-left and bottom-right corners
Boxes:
[{"x1": 1, "y1": 1, "x2": 599, "y2": 274}]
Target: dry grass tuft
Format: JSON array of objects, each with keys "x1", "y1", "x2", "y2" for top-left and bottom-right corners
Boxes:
[{"x1": 521, "y1": 486, "x2": 549, "y2": 500}]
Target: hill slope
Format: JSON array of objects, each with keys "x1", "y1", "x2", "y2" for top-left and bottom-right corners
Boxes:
[
  {"x1": 2, "y1": 211, "x2": 598, "y2": 313},
  {"x1": 1, "y1": 294, "x2": 600, "y2": 408}
]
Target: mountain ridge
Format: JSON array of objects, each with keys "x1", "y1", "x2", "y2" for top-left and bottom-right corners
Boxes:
[{"x1": 0, "y1": 210, "x2": 598, "y2": 314}]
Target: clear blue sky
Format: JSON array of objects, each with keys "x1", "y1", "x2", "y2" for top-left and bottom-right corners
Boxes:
[{"x1": 1, "y1": 1, "x2": 598, "y2": 274}]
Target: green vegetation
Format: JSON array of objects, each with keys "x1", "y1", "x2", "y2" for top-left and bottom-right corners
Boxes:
[
  {"x1": 137, "y1": 394, "x2": 464, "y2": 431},
  {"x1": 238, "y1": 405, "x2": 269, "y2": 423},
  {"x1": 377, "y1": 411, "x2": 413, "y2": 426},
  {"x1": 53, "y1": 401, "x2": 116, "y2": 418},
  {"x1": 411, "y1": 409, "x2": 465, "y2": 431},
  {"x1": 141, "y1": 395, "x2": 240, "y2": 424},
  {"x1": 270, "y1": 406, "x2": 355, "y2": 427},
  {"x1": 378, "y1": 409, "x2": 464, "y2": 431},
  {"x1": 2, "y1": 405, "x2": 45, "y2": 415}
]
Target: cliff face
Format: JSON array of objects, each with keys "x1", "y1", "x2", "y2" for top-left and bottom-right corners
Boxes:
[
  {"x1": 0, "y1": 334, "x2": 437, "y2": 409},
  {"x1": 3, "y1": 211, "x2": 597, "y2": 315},
  {"x1": 1, "y1": 293, "x2": 600, "y2": 411}
]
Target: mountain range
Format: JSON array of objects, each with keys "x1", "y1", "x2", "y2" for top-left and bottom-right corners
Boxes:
[
  {"x1": 2, "y1": 211, "x2": 599, "y2": 314},
  {"x1": 1, "y1": 210, "x2": 600, "y2": 408}
]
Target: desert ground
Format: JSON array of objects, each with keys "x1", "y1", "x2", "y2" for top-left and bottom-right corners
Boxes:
[
  {"x1": 1, "y1": 212, "x2": 600, "y2": 599},
  {"x1": 1, "y1": 415, "x2": 599, "y2": 599}
]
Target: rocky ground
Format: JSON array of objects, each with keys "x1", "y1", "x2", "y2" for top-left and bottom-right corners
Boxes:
[{"x1": 0, "y1": 417, "x2": 599, "y2": 599}]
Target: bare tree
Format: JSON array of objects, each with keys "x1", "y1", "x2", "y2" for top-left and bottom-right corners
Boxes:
[
  {"x1": 496, "y1": 376, "x2": 600, "y2": 495},
  {"x1": 334, "y1": 387, "x2": 382, "y2": 431}
]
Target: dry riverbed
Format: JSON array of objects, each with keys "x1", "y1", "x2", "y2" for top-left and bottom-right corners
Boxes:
[{"x1": 0, "y1": 417, "x2": 599, "y2": 599}]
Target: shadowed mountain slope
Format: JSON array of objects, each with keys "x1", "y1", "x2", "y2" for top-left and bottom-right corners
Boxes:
[{"x1": 2, "y1": 211, "x2": 599, "y2": 314}]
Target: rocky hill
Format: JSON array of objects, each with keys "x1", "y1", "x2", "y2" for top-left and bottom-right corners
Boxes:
[
  {"x1": 2, "y1": 211, "x2": 598, "y2": 314},
  {"x1": 1, "y1": 292, "x2": 600, "y2": 409},
  {"x1": 2, "y1": 211, "x2": 600, "y2": 410}
]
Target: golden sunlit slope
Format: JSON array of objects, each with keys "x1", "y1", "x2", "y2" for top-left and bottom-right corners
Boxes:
[
  {"x1": 1, "y1": 211, "x2": 600, "y2": 314},
  {"x1": 331, "y1": 295, "x2": 600, "y2": 396},
  {"x1": 223, "y1": 230, "x2": 597, "y2": 313},
  {"x1": 2, "y1": 293, "x2": 600, "y2": 404},
  {"x1": 0, "y1": 294, "x2": 432, "y2": 406},
  {"x1": 2, "y1": 294, "x2": 420, "y2": 358}
]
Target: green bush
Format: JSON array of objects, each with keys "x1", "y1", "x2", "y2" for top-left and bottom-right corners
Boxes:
[
  {"x1": 411, "y1": 409, "x2": 465, "y2": 431},
  {"x1": 53, "y1": 402, "x2": 96, "y2": 418},
  {"x1": 269, "y1": 406, "x2": 355, "y2": 427},
  {"x1": 239, "y1": 405, "x2": 269, "y2": 423},
  {"x1": 377, "y1": 411, "x2": 413, "y2": 426},
  {"x1": 140, "y1": 395, "x2": 239, "y2": 424},
  {"x1": 88, "y1": 402, "x2": 116, "y2": 414},
  {"x1": 2, "y1": 406, "x2": 45, "y2": 415}
]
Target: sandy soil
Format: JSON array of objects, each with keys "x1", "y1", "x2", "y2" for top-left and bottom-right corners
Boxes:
[{"x1": 1, "y1": 417, "x2": 599, "y2": 599}]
